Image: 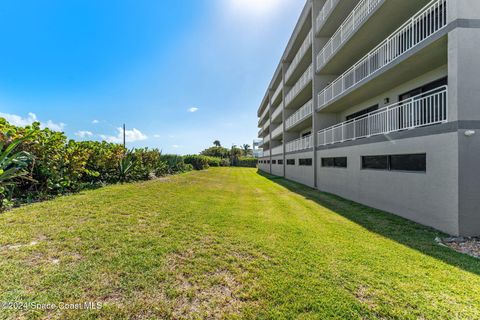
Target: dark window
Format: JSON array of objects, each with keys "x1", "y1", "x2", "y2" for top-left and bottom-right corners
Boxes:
[
  {"x1": 272, "y1": 160, "x2": 277, "y2": 164},
  {"x1": 389, "y1": 154, "x2": 426, "y2": 172},
  {"x1": 287, "y1": 159, "x2": 295, "y2": 165},
  {"x1": 321, "y1": 158, "x2": 334, "y2": 167},
  {"x1": 399, "y1": 77, "x2": 447, "y2": 101},
  {"x1": 362, "y1": 154, "x2": 427, "y2": 172},
  {"x1": 278, "y1": 160, "x2": 284, "y2": 165},
  {"x1": 334, "y1": 157, "x2": 347, "y2": 168},
  {"x1": 299, "y1": 158, "x2": 312, "y2": 166},
  {"x1": 267, "y1": 160, "x2": 270, "y2": 164},
  {"x1": 322, "y1": 157, "x2": 347, "y2": 168},
  {"x1": 346, "y1": 105, "x2": 379, "y2": 121},
  {"x1": 362, "y1": 156, "x2": 389, "y2": 170}
]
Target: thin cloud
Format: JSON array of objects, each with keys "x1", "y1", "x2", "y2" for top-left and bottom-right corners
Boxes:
[
  {"x1": 92, "y1": 119, "x2": 100, "y2": 124},
  {"x1": 0, "y1": 112, "x2": 66, "y2": 131},
  {"x1": 100, "y1": 127, "x2": 148, "y2": 143},
  {"x1": 188, "y1": 107, "x2": 199, "y2": 113},
  {"x1": 153, "y1": 134, "x2": 161, "y2": 138},
  {"x1": 75, "y1": 131, "x2": 94, "y2": 138}
]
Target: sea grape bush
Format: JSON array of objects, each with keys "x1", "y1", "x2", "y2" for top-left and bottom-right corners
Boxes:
[{"x1": 0, "y1": 119, "x2": 193, "y2": 209}]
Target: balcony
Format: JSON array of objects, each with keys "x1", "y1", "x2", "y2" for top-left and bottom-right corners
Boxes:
[
  {"x1": 258, "y1": 127, "x2": 264, "y2": 137},
  {"x1": 258, "y1": 105, "x2": 269, "y2": 125},
  {"x1": 317, "y1": 86, "x2": 447, "y2": 146},
  {"x1": 286, "y1": 135, "x2": 313, "y2": 153},
  {"x1": 285, "y1": 64, "x2": 313, "y2": 107},
  {"x1": 286, "y1": 100, "x2": 313, "y2": 130},
  {"x1": 317, "y1": 0, "x2": 447, "y2": 110},
  {"x1": 316, "y1": 0, "x2": 383, "y2": 73},
  {"x1": 315, "y1": 0, "x2": 339, "y2": 34},
  {"x1": 271, "y1": 103, "x2": 283, "y2": 122},
  {"x1": 263, "y1": 118, "x2": 271, "y2": 132},
  {"x1": 271, "y1": 145, "x2": 284, "y2": 156},
  {"x1": 285, "y1": 30, "x2": 313, "y2": 82},
  {"x1": 271, "y1": 123, "x2": 283, "y2": 139},
  {"x1": 263, "y1": 149, "x2": 271, "y2": 157},
  {"x1": 272, "y1": 83, "x2": 283, "y2": 104}
]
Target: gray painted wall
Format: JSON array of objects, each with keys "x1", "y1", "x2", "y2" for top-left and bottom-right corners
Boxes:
[{"x1": 316, "y1": 133, "x2": 459, "y2": 235}]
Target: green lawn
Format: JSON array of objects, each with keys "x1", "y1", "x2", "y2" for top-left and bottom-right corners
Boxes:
[{"x1": 0, "y1": 167, "x2": 479, "y2": 319}]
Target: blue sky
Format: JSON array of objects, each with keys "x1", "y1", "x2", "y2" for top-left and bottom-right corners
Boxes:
[{"x1": 0, "y1": 0, "x2": 304, "y2": 154}]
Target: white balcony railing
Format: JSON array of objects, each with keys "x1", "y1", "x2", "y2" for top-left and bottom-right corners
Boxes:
[
  {"x1": 285, "y1": 30, "x2": 313, "y2": 81},
  {"x1": 317, "y1": 86, "x2": 447, "y2": 146},
  {"x1": 258, "y1": 127, "x2": 264, "y2": 137},
  {"x1": 271, "y1": 103, "x2": 283, "y2": 120},
  {"x1": 263, "y1": 134, "x2": 271, "y2": 144},
  {"x1": 316, "y1": 0, "x2": 339, "y2": 34},
  {"x1": 259, "y1": 106, "x2": 269, "y2": 124},
  {"x1": 285, "y1": 64, "x2": 313, "y2": 107},
  {"x1": 286, "y1": 135, "x2": 313, "y2": 153},
  {"x1": 272, "y1": 82, "x2": 283, "y2": 103},
  {"x1": 316, "y1": 0, "x2": 383, "y2": 72},
  {"x1": 263, "y1": 149, "x2": 271, "y2": 157},
  {"x1": 286, "y1": 100, "x2": 313, "y2": 130},
  {"x1": 318, "y1": 0, "x2": 447, "y2": 109},
  {"x1": 263, "y1": 118, "x2": 271, "y2": 132},
  {"x1": 272, "y1": 145, "x2": 284, "y2": 155},
  {"x1": 271, "y1": 123, "x2": 283, "y2": 138}
]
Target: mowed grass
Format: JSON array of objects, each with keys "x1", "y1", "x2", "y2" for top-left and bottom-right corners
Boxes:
[{"x1": 0, "y1": 167, "x2": 479, "y2": 319}]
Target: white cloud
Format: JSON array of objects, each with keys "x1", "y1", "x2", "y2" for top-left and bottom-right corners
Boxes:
[
  {"x1": 92, "y1": 119, "x2": 100, "y2": 124},
  {"x1": 153, "y1": 134, "x2": 161, "y2": 138},
  {"x1": 100, "y1": 127, "x2": 148, "y2": 143},
  {"x1": 75, "y1": 131, "x2": 94, "y2": 138},
  {"x1": 188, "y1": 107, "x2": 199, "y2": 113},
  {"x1": 0, "y1": 112, "x2": 66, "y2": 131},
  {"x1": 172, "y1": 144, "x2": 180, "y2": 149}
]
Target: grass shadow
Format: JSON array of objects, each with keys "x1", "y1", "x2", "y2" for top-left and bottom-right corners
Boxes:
[{"x1": 257, "y1": 170, "x2": 480, "y2": 276}]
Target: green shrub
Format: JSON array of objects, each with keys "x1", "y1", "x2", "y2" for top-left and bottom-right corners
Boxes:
[
  {"x1": 220, "y1": 158, "x2": 230, "y2": 167},
  {"x1": 235, "y1": 157, "x2": 258, "y2": 168},
  {"x1": 183, "y1": 155, "x2": 210, "y2": 170},
  {"x1": 0, "y1": 118, "x2": 203, "y2": 210}
]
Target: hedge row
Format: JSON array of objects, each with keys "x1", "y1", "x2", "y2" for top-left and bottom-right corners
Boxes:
[{"x1": 0, "y1": 120, "x2": 197, "y2": 209}]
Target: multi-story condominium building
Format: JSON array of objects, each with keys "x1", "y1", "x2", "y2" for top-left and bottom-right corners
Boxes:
[{"x1": 257, "y1": 0, "x2": 480, "y2": 236}]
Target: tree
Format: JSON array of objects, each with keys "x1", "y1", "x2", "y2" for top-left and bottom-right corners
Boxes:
[
  {"x1": 201, "y1": 146, "x2": 229, "y2": 159},
  {"x1": 213, "y1": 140, "x2": 221, "y2": 147},
  {"x1": 242, "y1": 144, "x2": 251, "y2": 157},
  {"x1": 230, "y1": 146, "x2": 243, "y2": 166}
]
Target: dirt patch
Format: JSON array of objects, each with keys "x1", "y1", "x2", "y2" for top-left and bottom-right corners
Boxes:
[
  {"x1": 354, "y1": 285, "x2": 377, "y2": 309},
  {"x1": 436, "y1": 237, "x2": 480, "y2": 259},
  {"x1": 165, "y1": 247, "x2": 254, "y2": 319}
]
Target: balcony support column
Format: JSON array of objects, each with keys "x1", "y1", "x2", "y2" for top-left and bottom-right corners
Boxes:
[{"x1": 447, "y1": 0, "x2": 480, "y2": 236}]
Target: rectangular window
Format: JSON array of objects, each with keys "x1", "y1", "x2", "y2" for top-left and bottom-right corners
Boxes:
[
  {"x1": 334, "y1": 157, "x2": 347, "y2": 168},
  {"x1": 362, "y1": 154, "x2": 426, "y2": 172},
  {"x1": 299, "y1": 158, "x2": 312, "y2": 166},
  {"x1": 278, "y1": 160, "x2": 284, "y2": 165},
  {"x1": 321, "y1": 158, "x2": 334, "y2": 167},
  {"x1": 389, "y1": 154, "x2": 426, "y2": 172},
  {"x1": 322, "y1": 157, "x2": 347, "y2": 168},
  {"x1": 267, "y1": 160, "x2": 270, "y2": 164},
  {"x1": 272, "y1": 160, "x2": 277, "y2": 164},
  {"x1": 362, "y1": 156, "x2": 389, "y2": 170},
  {"x1": 287, "y1": 159, "x2": 295, "y2": 165}
]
